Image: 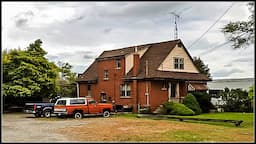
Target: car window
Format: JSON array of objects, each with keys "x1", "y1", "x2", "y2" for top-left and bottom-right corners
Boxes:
[
  {"x1": 88, "y1": 100, "x2": 96, "y2": 104},
  {"x1": 70, "y1": 99, "x2": 86, "y2": 105},
  {"x1": 56, "y1": 100, "x2": 66, "y2": 105}
]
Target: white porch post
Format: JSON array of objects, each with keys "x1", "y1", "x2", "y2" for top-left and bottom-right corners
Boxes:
[{"x1": 168, "y1": 82, "x2": 171, "y2": 102}]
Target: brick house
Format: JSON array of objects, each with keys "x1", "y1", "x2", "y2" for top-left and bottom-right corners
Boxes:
[{"x1": 77, "y1": 39, "x2": 211, "y2": 112}]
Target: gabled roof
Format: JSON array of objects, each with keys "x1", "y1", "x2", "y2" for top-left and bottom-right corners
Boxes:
[
  {"x1": 77, "y1": 39, "x2": 211, "y2": 82},
  {"x1": 124, "y1": 39, "x2": 210, "y2": 81},
  {"x1": 77, "y1": 60, "x2": 97, "y2": 82}
]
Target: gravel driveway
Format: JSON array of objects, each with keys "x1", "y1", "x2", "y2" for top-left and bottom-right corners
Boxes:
[{"x1": 2, "y1": 113, "x2": 89, "y2": 142}]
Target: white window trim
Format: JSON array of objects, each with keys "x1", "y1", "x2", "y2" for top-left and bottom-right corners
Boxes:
[
  {"x1": 120, "y1": 84, "x2": 131, "y2": 97},
  {"x1": 173, "y1": 57, "x2": 184, "y2": 70}
]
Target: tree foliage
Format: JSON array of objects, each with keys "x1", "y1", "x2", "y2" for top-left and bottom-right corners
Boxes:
[
  {"x1": 57, "y1": 61, "x2": 77, "y2": 97},
  {"x1": 221, "y1": 87, "x2": 252, "y2": 112},
  {"x1": 222, "y1": 2, "x2": 254, "y2": 49},
  {"x1": 3, "y1": 39, "x2": 59, "y2": 98},
  {"x1": 193, "y1": 56, "x2": 211, "y2": 78}
]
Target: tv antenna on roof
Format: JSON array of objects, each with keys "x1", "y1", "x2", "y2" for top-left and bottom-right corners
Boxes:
[{"x1": 170, "y1": 12, "x2": 180, "y2": 40}]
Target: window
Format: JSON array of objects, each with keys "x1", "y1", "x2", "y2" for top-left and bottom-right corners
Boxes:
[
  {"x1": 116, "y1": 59, "x2": 121, "y2": 69},
  {"x1": 104, "y1": 70, "x2": 109, "y2": 80},
  {"x1": 88, "y1": 85, "x2": 91, "y2": 96},
  {"x1": 174, "y1": 57, "x2": 184, "y2": 69},
  {"x1": 56, "y1": 100, "x2": 66, "y2": 106},
  {"x1": 88, "y1": 100, "x2": 97, "y2": 104},
  {"x1": 120, "y1": 84, "x2": 131, "y2": 97},
  {"x1": 70, "y1": 99, "x2": 86, "y2": 105}
]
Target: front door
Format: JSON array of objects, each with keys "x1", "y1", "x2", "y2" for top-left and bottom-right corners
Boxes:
[{"x1": 168, "y1": 82, "x2": 176, "y2": 101}]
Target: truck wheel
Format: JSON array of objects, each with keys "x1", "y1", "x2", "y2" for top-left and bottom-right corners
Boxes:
[
  {"x1": 43, "y1": 110, "x2": 51, "y2": 118},
  {"x1": 103, "y1": 110, "x2": 110, "y2": 118},
  {"x1": 74, "y1": 112, "x2": 83, "y2": 119}
]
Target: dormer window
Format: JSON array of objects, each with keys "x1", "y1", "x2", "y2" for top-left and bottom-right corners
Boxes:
[{"x1": 174, "y1": 57, "x2": 184, "y2": 69}]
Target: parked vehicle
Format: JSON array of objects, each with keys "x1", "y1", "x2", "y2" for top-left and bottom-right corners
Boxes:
[
  {"x1": 54, "y1": 97, "x2": 113, "y2": 119},
  {"x1": 24, "y1": 96, "x2": 61, "y2": 118}
]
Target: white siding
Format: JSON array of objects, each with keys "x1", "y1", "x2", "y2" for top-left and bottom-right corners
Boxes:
[
  {"x1": 125, "y1": 47, "x2": 148, "y2": 74},
  {"x1": 158, "y1": 44, "x2": 199, "y2": 73}
]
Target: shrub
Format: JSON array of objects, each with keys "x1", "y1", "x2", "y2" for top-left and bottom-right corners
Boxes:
[
  {"x1": 163, "y1": 101, "x2": 195, "y2": 116},
  {"x1": 191, "y1": 92, "x2": 215, "y2": 113},
  {"x1": 183, "y1": 93, "x2": 202, "y2": 115}
]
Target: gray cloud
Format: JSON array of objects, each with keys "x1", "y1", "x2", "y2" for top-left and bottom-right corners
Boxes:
[
  {"x1": 233, "y1": 57, "x2": 253, "y2": 62},
  {"x1": 224, "y1": 63, "x2": 233, "y2": 67},
  {"x1": 14, "y1": 10, "x2": 34, "y2": 28},
  {"x1": 212, "y1": 68, "x2": 244, "y2": 77},
  {"x1": 3, "y1": 2, "x2": 253, "y2": 78},
  {"x1": 103, "y1": 28, "x2": 112, "y2": 34}
]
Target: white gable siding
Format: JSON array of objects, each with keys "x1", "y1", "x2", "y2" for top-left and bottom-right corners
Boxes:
[
  {"x1": 157, "y1": 44, "x2": 199, "y2": 73},
  {"x1": 125, "y1": 47, "x2": 148, "y2": 74}
]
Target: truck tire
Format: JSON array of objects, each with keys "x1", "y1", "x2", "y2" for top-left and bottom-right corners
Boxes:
[
  {"x1": 74, "y1": 111, "x2": 83, "y2": 119},
  {"x1": 103, "y1": 110, "x2": 110, "y2": 118},
  {"x1": 43, "y1": 110, "x2": 51, "y2": 118}
]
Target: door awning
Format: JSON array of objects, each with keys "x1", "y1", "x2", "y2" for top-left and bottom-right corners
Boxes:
[{"x1": 188, "y1": 83, "x2": 208, "y2": 91}]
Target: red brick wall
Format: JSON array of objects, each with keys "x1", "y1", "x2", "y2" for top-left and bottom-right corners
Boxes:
[
  {"x1": 150, "y1": 81, "x2": 168, "y2": 111},
  {"x1": 79, "y1": 58, "x2": 134, "y2": 107},
  {"x1": 79, "y1": 83, "x2": 88, "y2": 97}
]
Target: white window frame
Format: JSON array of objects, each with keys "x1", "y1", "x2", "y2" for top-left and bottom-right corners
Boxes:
[
  {"x1": 120, "y1": 84, "x2": 131, "y2": 97},
  {"x1": 103, "y1": 70, "x2": 109, "y2": 80},
  {"x1": 174, "y1": 57, "x2": 184, "y2": 69}
]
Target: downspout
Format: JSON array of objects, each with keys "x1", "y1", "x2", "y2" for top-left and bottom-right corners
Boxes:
[
  {"x1": 76, "y1": 82, "x2": 80, "y2": 98},
  {"x1": 145, "y1": 60, "x2": 149, "y2": 106}
]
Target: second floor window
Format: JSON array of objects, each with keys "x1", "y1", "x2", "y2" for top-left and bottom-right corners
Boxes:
[
  {"x1": 104, "y1": 70, "x2": 109, "y2": 80},
  {"x1": 116, "y1": 59, "x2": 121, "y2": 69},
  {"x1": 174, "y1": 57, "x2": 184, "y2": 69}
]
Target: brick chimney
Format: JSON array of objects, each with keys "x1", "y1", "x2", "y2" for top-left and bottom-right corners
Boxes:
[{"x1": 133, "y1": 47, "x2": 140, "y2": 77}]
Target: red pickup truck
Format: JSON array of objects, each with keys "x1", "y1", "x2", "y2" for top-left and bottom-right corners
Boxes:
[{"x1": 54, "y1": 97, "x2": 113, "y2": 119}]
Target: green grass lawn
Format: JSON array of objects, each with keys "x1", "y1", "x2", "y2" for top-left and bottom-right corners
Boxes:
[
  {"x1": 176, "y1": 112, "x2": 254, "y2": 128},
  {"x1": 115, "y1": 112, "x2": 254, "y2": 142},
  {"x1": 116, "y1": 112, "x2": 253, "y2": 128}
]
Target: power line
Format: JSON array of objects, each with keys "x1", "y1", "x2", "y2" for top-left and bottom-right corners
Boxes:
[
  {"x1": 188, "y1": 3, "x2": 235, "y2": 49},
  {"x1": 198, "y1": 41, "x2": 231, "y2": 56},
  {"x1": 198, "y1": 32, "x2": 247, "y2": 56}
]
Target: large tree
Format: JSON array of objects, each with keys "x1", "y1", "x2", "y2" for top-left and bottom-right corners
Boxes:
[
  {"x1": 3, "y1": 39, "x2": 59, "y2": 98},
  {"x1": 57, "y1": 61, "x2": 77, "y2": 97},
  {"x1": 193, "y1": 56, "x2": 211, "y2": 78},
  {"x1": 221, "y1": 2, "x2": 254, "y2": 49}
]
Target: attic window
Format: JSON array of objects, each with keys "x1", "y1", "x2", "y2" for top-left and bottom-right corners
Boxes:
[{"x1": 174, "y1": 57, "x2": 184, "y2": 69}]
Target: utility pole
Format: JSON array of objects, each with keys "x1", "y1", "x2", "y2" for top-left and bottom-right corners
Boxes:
[{"x1": 170, "y1": 12, "x2": 180, "y2": 40}]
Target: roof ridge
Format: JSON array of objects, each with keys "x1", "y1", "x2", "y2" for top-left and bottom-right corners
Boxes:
[{"x1": 103, "y1": 39, "x2": 180, "y2": 52}]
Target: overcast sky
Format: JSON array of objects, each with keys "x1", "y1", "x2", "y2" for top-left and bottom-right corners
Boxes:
[{"x1": 2, "y1": 1, "x2": 254, "y2": 79}]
